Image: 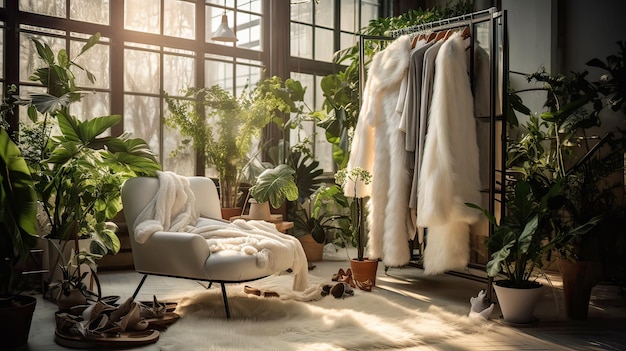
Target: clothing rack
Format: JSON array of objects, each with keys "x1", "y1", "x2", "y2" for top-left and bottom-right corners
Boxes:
[{"x1": 358, "y1": 8, "x2": 508, "y2": 299}]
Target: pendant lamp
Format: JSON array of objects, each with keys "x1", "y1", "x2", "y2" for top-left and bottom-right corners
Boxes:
[{"x1": 211, "y1": 12, "x2": 238, "y2": 42}]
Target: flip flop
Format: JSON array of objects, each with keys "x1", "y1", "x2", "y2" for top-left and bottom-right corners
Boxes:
[
  {"x1": 54, "y1": 329, "x2": 160, "y2": 349},
  {"x1": 138, "y1": 295, "x2": 180, "y2": 330}
]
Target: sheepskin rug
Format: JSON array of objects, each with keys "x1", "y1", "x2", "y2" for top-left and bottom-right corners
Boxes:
[{"x1": 157, "y1": 274, "x2": 489, "y2": 351}]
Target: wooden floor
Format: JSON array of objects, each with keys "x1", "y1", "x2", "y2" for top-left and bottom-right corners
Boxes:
[{"x1": 18, "y1": 250, "x2": 626, "y2": 351}]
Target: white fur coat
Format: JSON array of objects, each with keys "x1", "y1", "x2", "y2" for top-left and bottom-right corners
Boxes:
[
  {"x1": 346, "y1": 35, "x2": 414, "y2": 267},
  {"x1": 417, "y1": 33, "x2": 481, "y2": 275}
]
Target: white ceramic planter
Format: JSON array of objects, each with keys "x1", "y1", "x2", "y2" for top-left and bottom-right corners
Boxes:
[
  {"x1": 494, "y1": 281, "x2": 543, "y2": 324},
  {"x1": 248, "y1": 199, "x2": 271, "y2": 221}
]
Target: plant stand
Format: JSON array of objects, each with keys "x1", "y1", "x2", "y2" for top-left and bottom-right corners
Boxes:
[{"x1": 559, "y1": 258, "x2": 602, "y2": 320}]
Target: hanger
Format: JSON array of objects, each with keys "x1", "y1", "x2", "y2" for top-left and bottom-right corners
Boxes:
[
  {"x1": 433, "y1": 29, "x2": 448, "y2": 42},
  {"x1": 461, "y1": 26, "x2": 471, "y2": 39}
]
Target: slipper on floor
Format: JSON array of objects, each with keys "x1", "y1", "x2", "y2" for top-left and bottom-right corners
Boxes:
[
  {"x1": 138, "y1": 295, "x2": 180, "y2": 330},
  {"x1": 54, "y1": 328, "x2": 160, "y2": 349},
  {"x1": 244, "y1": 285, "x2": 280, "y2": 298}
]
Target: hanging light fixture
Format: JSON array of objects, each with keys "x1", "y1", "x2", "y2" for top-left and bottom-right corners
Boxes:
[{"x1": 211, "y1": 4, "x2": 238, "y2": 42}]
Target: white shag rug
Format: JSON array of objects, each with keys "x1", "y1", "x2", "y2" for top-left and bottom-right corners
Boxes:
[{"x1": 158, "y1": 274, "x2": 490, "y2": 351}]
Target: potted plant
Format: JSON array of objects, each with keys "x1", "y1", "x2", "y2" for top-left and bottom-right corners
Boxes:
[
  {"x1": 248, "y1": 164, "x2": 299, "y2": 220},
  {"x1": 16, "y1": 34, "x2": 161, "y2": 298},
  {"x1": 289, "y1": 184, "x2": 352, "y2": 263},
  {"x1": 0, "y1": 127, "x2": 39, "y2": 349},
  {"x1": 334, "y1": 167, "x2": 376, "y2": 288},
  {"x1": 165, "y1": 76, "x2": 307, "y2": 219},
  {"x1": 506, "y1": 42, "x2": 626, "y2": 319},
  {"x1": 467, "y1": 180, "x2": 599, "y2": 324}
]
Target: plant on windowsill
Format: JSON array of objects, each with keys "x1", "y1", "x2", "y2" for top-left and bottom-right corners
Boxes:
[{"x1": 164, "y1": 76, "x2": 307, "y2": 218}]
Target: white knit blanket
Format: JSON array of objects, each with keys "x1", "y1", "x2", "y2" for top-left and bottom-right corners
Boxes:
[{"x1": 133, "y1": 171, "x2": 308, "y2": 291}]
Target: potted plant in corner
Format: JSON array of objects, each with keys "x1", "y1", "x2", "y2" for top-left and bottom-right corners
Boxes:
[
  {"x1": 0, "y1": 127, "x2": 39, "y2": 350},
  {"x1": 467, "y1": 180, "x2": 599, "y2": 324},
  {"x1": 335, "y1": 167, "x2": 376, "y2": 290}
]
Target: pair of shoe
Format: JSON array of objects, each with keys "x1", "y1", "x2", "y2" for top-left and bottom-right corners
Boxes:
[
  {"x1": 244, "y1": 285, "x2": 280, "y2": 298},
  {"x1": 54, "y1": 296, "x2": 180, "y2": 349},
  {"x1": 321, "y1": 282, "x2": 354, "y2": 299},
  {"x1": 331, "y1": 268, "x2": 356, "y2": 288}
]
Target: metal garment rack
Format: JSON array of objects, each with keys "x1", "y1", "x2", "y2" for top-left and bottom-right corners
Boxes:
[{"x1": 358, "y1": 8, "x2": 508, "y2": 297}]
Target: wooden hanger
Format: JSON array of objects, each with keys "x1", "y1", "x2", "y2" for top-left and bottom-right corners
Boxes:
[
  {"x1": 461, "y1": 26, "x2": 471, "y2": 39},
  {"x1": 433, "y1": 29, "x2": 448, "y2": 42}
]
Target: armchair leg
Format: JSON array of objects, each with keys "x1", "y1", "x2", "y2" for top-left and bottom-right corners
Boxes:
[
  {"x1": 220, "y1": 283, "x2": 231, "y2": 319},
  {"x1": 132, "y1": 274, "x2": 148, "y2": 300}
]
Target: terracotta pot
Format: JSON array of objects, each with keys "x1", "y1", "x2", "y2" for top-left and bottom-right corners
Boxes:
[
  {"x1": 493, "y1": 280, "x2": 543, "y2": 324},
  {"x1": 221, "y1": 207, "x2": 243, "y2": 220},
  {"x1": 558, "y1": 258, "x2": 602, "y2": 320},
  {"x1": 350, "y1": 258, "x2": 378, "y2": 286},
  {"x1": 0, "y1": 295, "x2": 37, "y2": 350},
  {"x1": 298, "y1": 234, "x2": 324, "y2": 262}
]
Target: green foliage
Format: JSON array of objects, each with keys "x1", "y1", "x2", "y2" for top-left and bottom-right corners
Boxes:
[
  {"x1": 165, "y1": 76, "x2": 308, "y2": 208},
  {"x1": 290, "y1": 184, "x2": 351, "y2": 244},
  {"x1": 468, "y1": 180, "x2": 599, "y2": 288},
  {"x1": 0, "y1": 128, "x2": 38, "y2": 298},
  {"x1": 16, "y1": 33, "x2": 160, "y2": 258},
  {"x1": 250, "y1": 164, "x2": 298, "y2": 209}
]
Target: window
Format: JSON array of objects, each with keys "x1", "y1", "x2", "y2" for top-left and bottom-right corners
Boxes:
[
  {"x1": 290, "y1": 0, "x2": 380, "y2": 172},
  {"x1": 1, "y1": 0, "x2": 382, "y2": 176}
]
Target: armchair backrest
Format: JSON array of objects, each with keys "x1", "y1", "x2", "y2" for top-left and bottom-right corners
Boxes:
[{"x1": 121, "y1": 176, "x2": 222, "y2": 240}]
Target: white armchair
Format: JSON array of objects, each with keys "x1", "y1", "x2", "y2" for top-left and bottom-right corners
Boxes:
[{"x1": 121, "y1": 176, "x2": 282, "y2": 318}]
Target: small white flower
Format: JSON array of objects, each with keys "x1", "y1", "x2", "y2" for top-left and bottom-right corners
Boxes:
[{"x1": 600, "y1": 74, "x2": 609, "y2": 82}]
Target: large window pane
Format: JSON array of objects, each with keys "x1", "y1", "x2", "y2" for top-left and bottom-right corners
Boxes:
[
  {"x1": 19, "y1": 33, "x2": 65, "y2": 84},
  {"x1": 124, "y1": 95, "x2": 160, "y2": 157},
  {"x1": 71, "y1": 40, "x2": 110, "y2": 89},
  {"x1": 340, "y1": 0, "x2": 357, "y2": 32},
  {"x1": 70, "y1": 0, "x2": 110, "y2": 25},
  {"x1": 124, "y1": 48, "x2": 160, "y2": 94},
  {"x1": 163, "y1": 53, "x2": 195, "y2": 95},
  {"x1": 314, "y1": 28, "x2": 333, "y2": 62},
  {"x1": 19, "y1": 0, "x2": 65, "y2": 18},
  {"x1": 205, "y1": 60, "x2": 233, "y2": 89},
  {"x1": 315, "y1": 0, "x2": 334, "y2": 28},
  {"x1": 71, "y1": 92, "x2": 110, "y2": 123},
  {"x1": 124, "y1": 0, "x2": 160, "y2": 34},
  {"x1": 362, "y1": 1, "x2": 379, "y2": 24},
  {"x1": 291, "y1": 2, "x2": 312, "y2": 24},
  {"x1": 236, "y1": 12, "x2": 261, "y2": 51},
  {"x1": 290, "y1": 23, "x2": 312, "y2": 59},
  {"x1": 164, "y1": 0, "x2": 196, "y2": 39}
]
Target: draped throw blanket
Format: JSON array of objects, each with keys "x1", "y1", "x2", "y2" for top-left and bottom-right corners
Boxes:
[
  {"x1": 133, "y1": 171, "x2": 308, "y2": 291},
  {"x1": 417, "y1": 33, "x2": 481, "y2": 275}
]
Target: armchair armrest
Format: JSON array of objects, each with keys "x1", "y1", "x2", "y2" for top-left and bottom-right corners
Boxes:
[{"x1": 132, "y1": 231, "x2": 211, "y2": 280}]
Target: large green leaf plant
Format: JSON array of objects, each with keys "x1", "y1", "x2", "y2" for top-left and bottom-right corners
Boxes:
[{"x1": 16, "y1": 33, "x2": 160, "y2": 258}]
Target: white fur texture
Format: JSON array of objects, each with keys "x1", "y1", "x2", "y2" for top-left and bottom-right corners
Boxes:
[
  {"x1": 159, "y1": 275, "x2": 490, "y2": 351},
  {"x1": 347, "y1": 35, "x2": 414, "y2": 267},
  {"x1": 417, "y1": 33, "x2": 482, "y2": 274}
]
